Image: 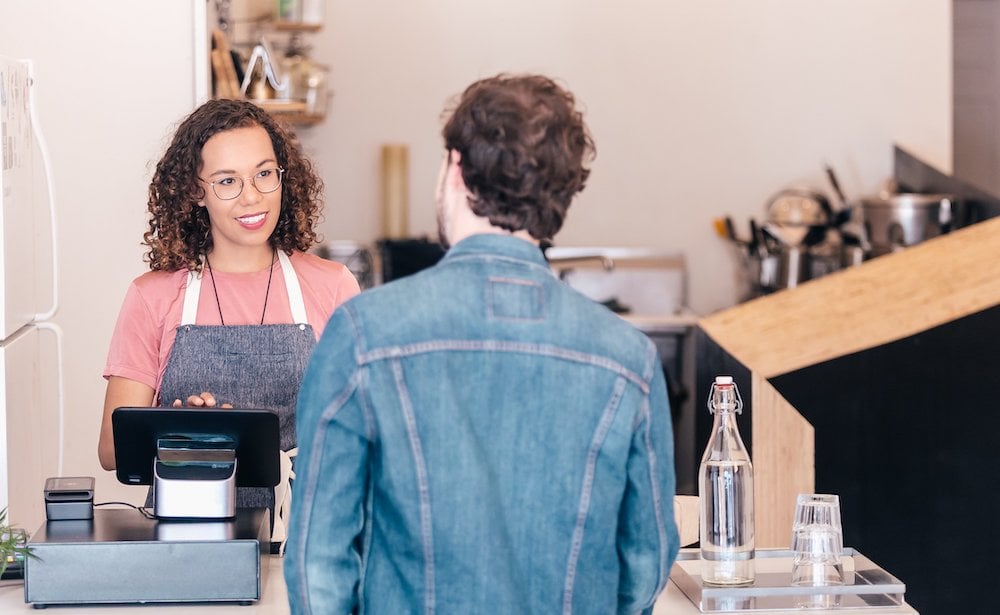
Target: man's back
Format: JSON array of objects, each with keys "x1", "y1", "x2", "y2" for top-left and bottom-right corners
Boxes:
[{"x1": 288, "y1": 234, "x2": 679, "y2": 614}]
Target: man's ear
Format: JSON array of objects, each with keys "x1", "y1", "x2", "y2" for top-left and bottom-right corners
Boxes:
[
  {"x1": 446, "y1": 150, "x2": 467, "y2": 195},
  {"x1": 448, "y1": 151, "x2": 470, "y2": 198},
  {"x1": 447, "y1": 150, "x2": 462, "y2": 177}
]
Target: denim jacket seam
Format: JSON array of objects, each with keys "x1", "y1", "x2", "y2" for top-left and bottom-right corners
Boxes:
[
  {"x1": 487, "y1": 275, "x2": 544, "y2": 286},
  {"x1": 633, "y1": 344, "x2": 658, "y2": 432},
  {"x1": 641, "y1": 401, "x2": 670, "y2": 604},
  {"x1": 357, "y1": 468, "x2": 375, "y2": 615},
  {"x1": 640, "y1": 341, "x2": 670, "y2": 598},
  {"x1": 359, "y1": 340, "x2": 648, "y2": 393},
  {"x1": 358, "y1": 368, "x2": 376, "y2": 444},
  {"x1": 293, "y1": 369, "x2": 362, "y2": 615},
  {"x1": 344, "y1": 307, "x2": 378, "y2": 443},
  {"x1": 391, "y1": 358, "x2": 436, "y2": 614},
  {"x1": 642, "y1": 341, "x2": 657, "y2": 382},
  {"x1": 345, "y1": 304, "x2": 366, "y2": 360},
  {"x1": 562, "y1": 375, "x2": 628, "y2": 614}
]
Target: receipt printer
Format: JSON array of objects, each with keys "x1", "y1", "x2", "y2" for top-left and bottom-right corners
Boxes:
[{"x1": 44, "y1": 476, "x2": 95, "y2": 521}]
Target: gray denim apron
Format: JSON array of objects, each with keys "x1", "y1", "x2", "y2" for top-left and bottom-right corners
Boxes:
[{"x1": 154, "y1": 250, "x2": 315, "y2": 511}]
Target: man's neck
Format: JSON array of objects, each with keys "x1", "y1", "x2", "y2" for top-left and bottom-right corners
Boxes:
[{"x1": 446, "y1": 206, "x2": 538, "y2": 247}]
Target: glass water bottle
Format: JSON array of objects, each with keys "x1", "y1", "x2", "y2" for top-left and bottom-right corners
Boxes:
[{"x1": 699, "y1": 375, "x2": 755, "y2": 586}]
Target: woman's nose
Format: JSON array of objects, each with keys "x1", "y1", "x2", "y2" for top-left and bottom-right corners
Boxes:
[{"x1": 240, "y1": 180, "x2": 264, "y2": 205}]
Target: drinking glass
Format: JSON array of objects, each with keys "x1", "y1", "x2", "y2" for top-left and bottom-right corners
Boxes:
[{"x1": 790, "y1": 493, "x2": 844, "y2": 587}]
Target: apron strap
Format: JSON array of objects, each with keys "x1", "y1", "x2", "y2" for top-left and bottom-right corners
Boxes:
[
  {"x1": 181, "y1": 270, "x2": 202, "y2": 326},
  {"x1": 180, "y1": 252, "x2": 308, "y2": 325},
  {"x1": 277, "y1": 250, "x2": 308, "y2": 325}
]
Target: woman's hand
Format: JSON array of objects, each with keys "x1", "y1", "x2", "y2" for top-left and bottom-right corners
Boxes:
[{"x1": 171, "y1": 392, "x2": 234, "y2": 408}]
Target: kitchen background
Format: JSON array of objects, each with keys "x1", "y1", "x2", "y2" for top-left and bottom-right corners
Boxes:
[
  {"x1": 290, "y1": 0, "x2": 950, "y2": 314},
  {"x1": 0, "y1": 1, "x2": 962, "y2": 520}
]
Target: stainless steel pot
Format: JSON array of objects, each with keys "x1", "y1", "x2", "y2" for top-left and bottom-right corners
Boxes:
[{"x1": 860, "y1": 193, "x2": 959, "y2": 257}]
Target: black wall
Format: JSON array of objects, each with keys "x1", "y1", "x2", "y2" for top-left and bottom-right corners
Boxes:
[
  {"x1": 766, "y1": 305, "x2": 1000, "y2": 615},
  {"x1": 693, "y1": 329, "x2": 753, "y2": 494}
]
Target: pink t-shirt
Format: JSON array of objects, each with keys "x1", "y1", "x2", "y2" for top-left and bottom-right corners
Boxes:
[{"x1": 103, "y1": 251, "x2": 361, "y2": 400}]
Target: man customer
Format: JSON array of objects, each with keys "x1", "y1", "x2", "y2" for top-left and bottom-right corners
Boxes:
[{"x1": 285, "y1": 73, "x2": 680, "y2": 614}]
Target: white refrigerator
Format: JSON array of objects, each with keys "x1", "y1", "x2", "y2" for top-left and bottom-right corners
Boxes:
[
  {"x1": 0, "y1": 57, "x2": 62, "y2": 530},
  {"x1": 0, "y1": 1, "x2": 209, "y2": 531}
]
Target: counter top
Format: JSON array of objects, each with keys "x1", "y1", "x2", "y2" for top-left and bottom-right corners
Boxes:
[
  {"x1": 0, "y1": 555, "x2": 917, "y2": 614},
  {"x1": 621, "y1": 308, "x2": 700, "y2": 333}
]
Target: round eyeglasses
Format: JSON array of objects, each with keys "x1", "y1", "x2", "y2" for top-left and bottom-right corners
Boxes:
[{"x1": 200, "y1": 167, "x2": 285, "y2": 200}]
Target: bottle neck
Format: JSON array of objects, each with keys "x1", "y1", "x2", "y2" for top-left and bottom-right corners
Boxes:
[{"x1": 704, "y1": 409, "x2": 751, "y2": 463}]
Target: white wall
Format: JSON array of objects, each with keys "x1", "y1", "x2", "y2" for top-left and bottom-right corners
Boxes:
[
  {"x1": 0, "y1": 1, "x2": 202, "y2": 525},
  {"x1": 301, "y1": 0, "x2": 952, "y2": 314}
]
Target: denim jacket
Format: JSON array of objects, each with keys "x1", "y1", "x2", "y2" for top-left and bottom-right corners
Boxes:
[{"x1": 285, "y1": 234, "x2": 680, "y2": 615}]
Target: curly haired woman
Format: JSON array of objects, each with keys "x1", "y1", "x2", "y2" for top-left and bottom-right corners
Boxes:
[{"x1": 97, "y1": 100, "x2": 359, "y2": 503}]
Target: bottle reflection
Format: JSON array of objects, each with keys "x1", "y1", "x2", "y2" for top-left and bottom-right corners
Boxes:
[
  {"x1": 795, "y1": 592, "x2": 843, "y2": 609},
  {"x1": 706, "y1": 595, "x2": 756, "y2": 610}
]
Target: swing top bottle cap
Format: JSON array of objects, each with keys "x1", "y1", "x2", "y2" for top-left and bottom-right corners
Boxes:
[{"x1": 709, "y1": 375, "x2": 742, "y2": 414}]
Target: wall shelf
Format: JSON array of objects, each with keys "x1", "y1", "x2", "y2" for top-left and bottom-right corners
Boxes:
[
  {"x1": 250, "y1": 99, "x2": 325, "y2": 126},
  {"x1": 208, "y1": 3, "x2": 329, "y2": 128},
  {"x1": 271, "y1": 20, "x2": 322, "y2": 33}
]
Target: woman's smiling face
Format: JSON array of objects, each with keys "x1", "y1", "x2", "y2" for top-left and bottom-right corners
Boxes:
[{"x1": 198, "y1": 125, "x2": 282, "y2": 261}]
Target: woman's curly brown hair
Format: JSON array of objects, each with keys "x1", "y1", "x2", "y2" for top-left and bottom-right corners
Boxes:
[
  {"x1": 144, "y1": 99, "x2": 323, "y2": 272},
  {"x1": 442, "y1": 74, "x2": 595, "y2": 241}
]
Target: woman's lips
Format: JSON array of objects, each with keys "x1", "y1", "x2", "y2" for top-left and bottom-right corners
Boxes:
[{"x1": 237, "y1": 212, "x2": 267, "y2": 230}]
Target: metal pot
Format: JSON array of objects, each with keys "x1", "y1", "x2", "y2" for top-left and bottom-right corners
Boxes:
[{"x1": 860, "y1": 193, "x2": 960, "y2": 257}]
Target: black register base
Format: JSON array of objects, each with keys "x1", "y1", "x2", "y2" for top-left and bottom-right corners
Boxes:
[{"x1": 24, "y1": 508, "x2": 270, "y2": 607}]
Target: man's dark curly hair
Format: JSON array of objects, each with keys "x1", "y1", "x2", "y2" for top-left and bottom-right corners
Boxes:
[
  {"x1": 144, "y1": 99, "x2": 322, "y2": 272},
  {"x1": 442, "y1": 74, "x2": 595, "y2": 241}
]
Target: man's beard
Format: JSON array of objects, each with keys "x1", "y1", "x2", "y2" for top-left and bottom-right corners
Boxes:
[
  {"x1": 435, "y1": 168, "x2": 451, "y2": 249},
  {"x1": 436, "y1": 209, "x2": 450, "y2": 250}
]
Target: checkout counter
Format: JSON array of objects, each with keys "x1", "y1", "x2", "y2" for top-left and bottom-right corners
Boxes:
[
  {"x1": 0, "y1": 495, "x2": 918, "y2": 613},
  {"x1": 0, "y1": 553, "x2": 918, "y2": 614}
]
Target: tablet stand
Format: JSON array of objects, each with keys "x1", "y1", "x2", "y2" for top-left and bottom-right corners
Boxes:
[{"x1": 152, "y1": 435, "x2": 237, "y2": 519}]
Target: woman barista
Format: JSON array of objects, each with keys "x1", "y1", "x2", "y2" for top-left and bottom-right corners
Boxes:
[{"x1": 97, "y1": 99, "x2": 360, "y2": 510}]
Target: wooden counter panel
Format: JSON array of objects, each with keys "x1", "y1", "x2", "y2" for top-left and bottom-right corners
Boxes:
[
  {"x1": 751, "y1": 373, "x2": 813, "y2": 548},
  {"x1": 699, "y1": 216, "x2": 1000, "y2": 378}
]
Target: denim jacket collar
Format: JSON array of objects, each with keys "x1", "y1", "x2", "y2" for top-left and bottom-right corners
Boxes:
[{"x1": 442, "y1": 233, "x2": 553, "y2": 274}]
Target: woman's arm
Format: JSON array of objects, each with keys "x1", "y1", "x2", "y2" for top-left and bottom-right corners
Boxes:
[
  {"x1": 98, "y1": 376, "x2": 155, "y2": 471},
  {"x1": 98, "y1": 379, "x2": 235, "y2": 470}
]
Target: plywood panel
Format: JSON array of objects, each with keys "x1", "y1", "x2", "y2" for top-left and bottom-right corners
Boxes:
[
  {"x1": 674, "y1": 495, "x2": 699, "y2": 547},
  {"x1": 700, "y1": 217, "x2": 1000, "y2": 378},
  {"x1": 751, "y1": 374, "x2": 813, "y2": 548}
]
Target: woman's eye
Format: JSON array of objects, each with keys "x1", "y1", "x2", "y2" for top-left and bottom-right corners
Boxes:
[
  {"x1": 218, "y1": 177, "x2": 238, "y2": 186},
  {"x1": 257, "y1": 169, "x2": 273, "y2": 179}
]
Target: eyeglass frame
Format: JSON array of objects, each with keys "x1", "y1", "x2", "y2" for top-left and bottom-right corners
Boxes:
[{"x1": 198, "y1": 166, "x2": 286, "y2": 200}]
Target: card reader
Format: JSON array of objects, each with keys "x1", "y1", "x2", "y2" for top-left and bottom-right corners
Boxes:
[{"x1": 43, "y1": 476, "x2": 95, "y2": 521}]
